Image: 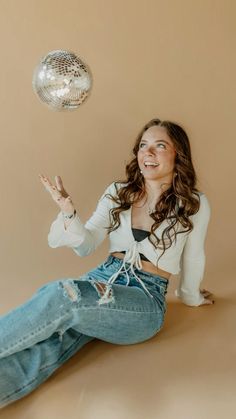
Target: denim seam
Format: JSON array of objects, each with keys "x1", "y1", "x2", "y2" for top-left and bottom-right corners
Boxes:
[
  {"x1": 0, "y1": 311, "x2": 76, "y2": 358},
  {"x1": 0, "y1": 333, "x2": 86, "y2": 404},
  {"x1": 77, "y1": 306, "x2": 162, "y2": 314}
]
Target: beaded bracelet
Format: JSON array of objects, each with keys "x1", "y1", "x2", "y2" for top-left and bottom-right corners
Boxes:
[{"x1": 62, "y1": 209, "x2": 76, "y2": 219}]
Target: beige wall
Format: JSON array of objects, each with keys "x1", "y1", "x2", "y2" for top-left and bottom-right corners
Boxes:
[{"x1": 0, "y1": 0, "x2": 235, "y2": 307}]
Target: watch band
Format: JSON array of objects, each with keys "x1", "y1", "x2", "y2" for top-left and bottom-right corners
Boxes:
[{"x1": 62, "y1": 209, "x2": 76, "y2": 219}]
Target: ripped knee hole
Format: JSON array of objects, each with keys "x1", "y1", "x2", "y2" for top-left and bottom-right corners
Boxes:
[{"x1": 61, "y1": 280, "x2": 80, "y2": 302}]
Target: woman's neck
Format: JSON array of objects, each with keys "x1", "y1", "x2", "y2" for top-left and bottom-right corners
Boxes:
[{"x1": 144, "y1": 179, "x2": 172, "y2": 201}]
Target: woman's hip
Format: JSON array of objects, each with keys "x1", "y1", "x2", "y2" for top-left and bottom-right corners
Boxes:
[{"x1": 85, "y1": 255, "x2": 169, "y2": 304}]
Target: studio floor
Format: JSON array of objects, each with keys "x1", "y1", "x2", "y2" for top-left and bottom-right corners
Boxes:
[{"x1": 0, "y1": 270, "x2": 235, "y2": 419}]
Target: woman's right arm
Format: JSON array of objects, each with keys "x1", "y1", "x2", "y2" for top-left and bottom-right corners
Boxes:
[
  {"x1": 47, "y1": 182, "x2": 115, "y2": 257},
  {"x1": 174, "y1": 193, "x2": 212, "y2": 306}
]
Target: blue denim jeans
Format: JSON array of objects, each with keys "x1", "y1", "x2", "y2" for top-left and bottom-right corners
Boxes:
[{"x1": 0, "y1": 255, "x2": 169, "y2": 408}]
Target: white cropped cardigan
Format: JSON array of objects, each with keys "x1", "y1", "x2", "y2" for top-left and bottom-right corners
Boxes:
[{"x1": 48, "y1": 182, "x2": 211, "y2": 306}]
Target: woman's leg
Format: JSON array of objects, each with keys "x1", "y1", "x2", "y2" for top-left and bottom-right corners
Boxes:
[
  {"x1": 0, "y1": 259, "x2": 166, "y2": 407},
  {"x1": 0, "y1": 329, "x2": 94, "y2": 408},
  {"x1": 0, "y1": 279, "x2": 91, "y2": 359},
  {"x1": 0, "y1": 279, "x2": 96, "y2": 408},
  {"x1": 70, "y1": 275, "x2": 165, "y2": 345}
]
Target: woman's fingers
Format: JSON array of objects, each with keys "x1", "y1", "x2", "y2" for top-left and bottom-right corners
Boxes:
[
  {"x1": 39, "y1": 174, "x2": 52, "y2": 187},
  {"x1": 205, "y1": 298, "x2": 215, "y2": 305},
  {"x1": 200, "y1": 289, "x2": 213, "y2": 298},
  {"x1": 200, "y1": 297, "x2": 215, "y2": 306},
  {"x1": 55, "y1": 175, "x2": 63, "y2": 191},
  {"x1": 55, "y1": 175, "x2": 69, "y2": 198},
  {"x1": 39, "y1": 174, "x2": 61, "y2": 198},
  {"x1": 39, "y1": 174, "x2": 58, "y2": 192},
  {"x1": 39, "y1": 174, "x2": 50, "y2": 190},
  {"x1": 39, "y1": 175, "x2": 52, "y2": 192},
  {"x1": 39, "y1": 174, "x2": 74, "y2": 213},
  {"x1": 199, "y1": 288, "x2": 215, "y2": 305}
]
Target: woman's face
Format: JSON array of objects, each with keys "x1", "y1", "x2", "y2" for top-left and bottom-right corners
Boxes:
[{"x1": 137, "y1": 126, "x2": 177, "y2": 182}]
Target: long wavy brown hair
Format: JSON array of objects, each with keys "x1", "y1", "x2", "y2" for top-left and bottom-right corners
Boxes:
[{"x1": 105, "y1": 118, "x2": 201, "y2": 266}]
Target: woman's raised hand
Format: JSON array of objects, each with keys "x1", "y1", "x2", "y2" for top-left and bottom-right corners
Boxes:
[{"x1": 39, "y1": 174, "x2": 75, "y2": 215}]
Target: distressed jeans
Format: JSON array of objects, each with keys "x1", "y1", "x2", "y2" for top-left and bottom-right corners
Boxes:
[{"x1": 0, "y1": 255, "x2": 169, "y2": 408}]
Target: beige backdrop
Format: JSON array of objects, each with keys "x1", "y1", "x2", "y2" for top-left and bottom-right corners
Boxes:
[
  {"x1": 0, "y1": 0, "x2": 235, "y2": 305},
  {"x1": 0, "y1": 0, "x2": 236, "y2": 417}
]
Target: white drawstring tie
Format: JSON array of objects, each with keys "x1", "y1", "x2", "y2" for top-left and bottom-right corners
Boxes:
[{"x1": 98, "y1": 241, "x2": 154, "y2": 305}]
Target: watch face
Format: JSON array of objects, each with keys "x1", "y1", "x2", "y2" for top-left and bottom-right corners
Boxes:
[{"x1": 63, "y1": 212, "x2": 74, "y2": 218}]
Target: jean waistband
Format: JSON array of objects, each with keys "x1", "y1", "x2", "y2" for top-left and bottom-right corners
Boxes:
[{"x1": 104, "y1": 255, "x2": 169, "y2": 291}]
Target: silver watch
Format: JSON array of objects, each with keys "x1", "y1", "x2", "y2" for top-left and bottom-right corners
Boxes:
[{"x1": 62, "y1": 209, "x2": 76, "y2": 219}]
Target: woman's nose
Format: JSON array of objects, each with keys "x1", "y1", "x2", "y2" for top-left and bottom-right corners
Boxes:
[{"x1": 146, "y1": 145, "x2": 156, "y2": 154}]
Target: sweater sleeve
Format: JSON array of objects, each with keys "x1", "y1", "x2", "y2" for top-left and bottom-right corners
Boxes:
[
  {"x1": 47, "y1": 182, "x2": 115, "y2": 257},
  {"x1": 174, "y1": 193, "x2": 211, "y2": 306}
]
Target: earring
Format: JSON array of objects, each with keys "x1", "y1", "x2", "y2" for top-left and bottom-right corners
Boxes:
[{"x1": 140, "y1": 170, "x2": 143, "y2": 174}]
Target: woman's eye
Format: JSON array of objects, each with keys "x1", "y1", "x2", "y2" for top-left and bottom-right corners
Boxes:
[{"x1": 139, "y1": 143, "x2": 166, "y2": 149}]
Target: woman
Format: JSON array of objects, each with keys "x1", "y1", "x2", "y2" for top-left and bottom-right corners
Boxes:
[{"x1": 0, "y1": 118, "x2": 214, "y2": 408}]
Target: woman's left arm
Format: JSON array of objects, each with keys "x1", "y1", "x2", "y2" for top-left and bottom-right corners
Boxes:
[
  {"x1": 47, "y1": 182, "x2": 115, "y2": 255},
  {"x1": 175, "y1": 193, "x2": 213, "y2": 306}
]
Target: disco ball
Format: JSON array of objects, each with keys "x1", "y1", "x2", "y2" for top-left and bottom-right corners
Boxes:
[{"x1": 32, "y1": 50, "x2": 92, "y2": 111}]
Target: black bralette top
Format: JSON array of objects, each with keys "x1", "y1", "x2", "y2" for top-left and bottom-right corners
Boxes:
[{"x1": 120, "y1": 228, "x2": 151, "y2": 262}]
